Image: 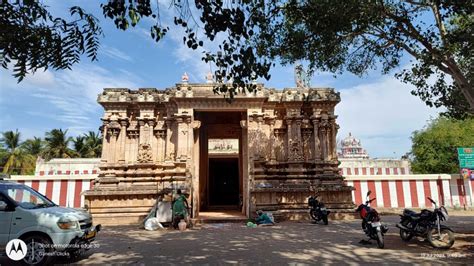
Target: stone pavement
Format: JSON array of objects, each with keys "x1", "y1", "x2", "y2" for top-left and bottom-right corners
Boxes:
[{"x1": 1, "y1": 215, "x2": 473, "y2": 265}]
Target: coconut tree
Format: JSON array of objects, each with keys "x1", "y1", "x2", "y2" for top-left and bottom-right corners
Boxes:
[
  {"x1": 22, "y1": 137, "x2": 44, "y2": 156},
  {"x1": 0, "y1": 130, "x2": 36, "y2": 174},
  {"x1": 73, "y1": 135, "x2": 89, "y2": 158},
  {"x1": 43, "y1": 129, "x2": 75, "y2": 160},
  {"x1": 84, "y1": 131, "x2": 102, "y2": 158}
]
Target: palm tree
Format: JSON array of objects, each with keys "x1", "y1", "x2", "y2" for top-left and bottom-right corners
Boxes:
[
  {"x1": 73, "y1": 136, "x2": 89, "y2": 157},
  {"x1": 43, "y1": 129, "x2": 75, "y2": 160},
  {"x1": 0, "y1": 130, "x2": 36, "y2": 174},
  {"x1": 22, "y1": 137, "x2": 44, "y2": 156},
  {"x1": 84, "y1": 131, "x2": 102, "y2": 158}
]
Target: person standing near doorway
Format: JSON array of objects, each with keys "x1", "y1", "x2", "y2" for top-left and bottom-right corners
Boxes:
[{"x1": 172, "y1": 189, "x2": 189, "y2": 229}]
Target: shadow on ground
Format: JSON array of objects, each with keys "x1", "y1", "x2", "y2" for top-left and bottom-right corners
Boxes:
[{"x1": 1, "y1": 215, "x2": 472, "y2": 265}]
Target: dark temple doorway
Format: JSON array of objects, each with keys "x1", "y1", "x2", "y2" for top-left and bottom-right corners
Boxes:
[
  {"x1": 209, "y1": 158, "x2": 240, "y2": 206},
  {"x1": 196, "y1": 111, "x2": 244, "y2": 212}
]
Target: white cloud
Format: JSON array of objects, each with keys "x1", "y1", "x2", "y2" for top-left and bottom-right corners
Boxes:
[
  {"x1": 336, "y1": 77, "x2": 442, "y2": 158},
  {"x1": 1, "y1": 63, "x2": 142, "y2": 137},
  {"x1": 99, "y1": 45, "x2": 133, "y2": 62}
]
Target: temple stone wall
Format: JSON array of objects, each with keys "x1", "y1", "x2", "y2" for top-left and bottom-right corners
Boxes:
[{"x1": 84, "y1": 83, "x2": 354, "y2": 225}]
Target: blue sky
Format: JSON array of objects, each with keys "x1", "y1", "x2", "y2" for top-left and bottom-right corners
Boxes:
[{"x1": 0, "y1": 1, "x2": 442, "y2": 158}]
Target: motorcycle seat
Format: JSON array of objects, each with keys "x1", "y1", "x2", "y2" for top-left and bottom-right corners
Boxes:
[{"x1": 403, "y1": 209, "x2": 421, "y2": 218}]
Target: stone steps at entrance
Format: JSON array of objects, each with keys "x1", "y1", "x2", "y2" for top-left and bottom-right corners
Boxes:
[{"x1": 193, "y1": 211, "x2": 248, "y2": 224}]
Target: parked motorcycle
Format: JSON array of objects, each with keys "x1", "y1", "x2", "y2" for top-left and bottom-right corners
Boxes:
[
  {"x1": 396, "y1": 197, "x2": 455, "y2": 249},
  {"x1": 355, "y1": 190, "x2": 388, "y2": 248},
  {"x1": 308, "y1": 194, "x2": 330, "y2": 225}
]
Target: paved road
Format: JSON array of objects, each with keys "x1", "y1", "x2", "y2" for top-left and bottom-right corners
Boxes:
[{"x1": 1, "y1": 215, "x2": 473, "y2": 265}]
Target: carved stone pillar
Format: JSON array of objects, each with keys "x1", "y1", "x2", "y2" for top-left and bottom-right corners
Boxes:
[
  {"x1": 165, "y1": 119, "x2": 175, "y2": 161},
  {"x1": 302, "y1": 128, "x2": 312, "y2": 161},
  {"x1": 191, "y1": 120, "x2": 201, "y2": 164},
  {"x1": 100, "y1": 120, "x2": 109, "y2": 163},
  {"x1": 311, "y1": 118, "x2": 321, "y2": 161},
  {"x1": 154, "y1": 121, "x2": 166, "y2": 162},
  {"x1": 325, "y1": 121, "x2": 331, "y2": 161},
  {"x1": 256, "y1": 116, "x2": 264, "y2": 159},
  {"x1": 331, "y1": 119, "x2": 339, "y2": 160},
  {"x1": 107, "y1": 122, "x2": 120, "y2": 164},
  {"x1": 295, "y1": 117, "x2": 303, "y2": 159},
  {"x1": 285, "y1": 118, "x2": 293, "y2": 161},
  {"x1": 320, "y1": 119, "x2": 328, "y2": 161},
  {"x1": 147, "y1": 120, "x2": 156, "y2": 161},
  {"x1": 266, "y1": 117, "x2": 276, "y2": 163},
  {"x1": 274, "y1": 128, "x2": 286, "y2": 161},
  {"x1": 156, "y1": 130, "x2": 166, "y2": 162},
  {"x1": 176, "y1": 115, "x2": 190, "y2": 161},
  {"x1": 186, "y1": 116, "x2": 194, "y2": 160},
  {"x1": 118, "y1": 120, "x2": 128, "y2": 164},
  {"x1": 247, "y1": 113, "x2": 262, "y2": 160},
  {"x1": 128, "y1": 129, "x2": 139, "y2": 164},
  {"x1": 138, "y1": 119, "x2": 146, "y2": 145}
]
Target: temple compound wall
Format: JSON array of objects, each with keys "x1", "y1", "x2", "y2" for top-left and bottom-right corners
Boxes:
[{"x1": 84, "y1": 84, "x2": 354, "y2": 225}]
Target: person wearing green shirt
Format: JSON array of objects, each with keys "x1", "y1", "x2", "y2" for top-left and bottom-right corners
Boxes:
[
  {"x1": 255, "y1": 210, "x2": 274, "y2": 225},
  {"x1": 172, "y1": 189, "x2": 189, "y2": 229}
]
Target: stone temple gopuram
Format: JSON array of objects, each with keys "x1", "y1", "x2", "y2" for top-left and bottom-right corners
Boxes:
[{"x1": 84, "y1": 74, "x2": 354, "y2": 225}]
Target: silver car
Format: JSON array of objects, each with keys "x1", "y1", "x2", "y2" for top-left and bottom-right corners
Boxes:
[{"x1": 0, "y1": 180, "x2": 101, "y2": 265}]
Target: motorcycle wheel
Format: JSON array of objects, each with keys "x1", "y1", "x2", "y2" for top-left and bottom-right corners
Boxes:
[
  {"x1": 322, "y1": 215, "x2": 328, "y2": 225},
  {"x1": 400, "y1": 229, "x2": 413, "y2": 242},
  {"x1": 376, "y1": 231, "x2": 384, "y2": 249},
  {"x1": 310, "y1": 210, "x2": 320, "y2": 222},
  {"x1": 427, "y1": 227, "x2": 455, "y2": 249}
]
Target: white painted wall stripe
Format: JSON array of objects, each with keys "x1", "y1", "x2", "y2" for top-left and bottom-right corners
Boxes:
[
  {"x1": 67, "y1": 180, "x2": 76, "y2": 208},
  {"x1": 52, "y1": 180, "x2": 61, "y2": 205},
  {"x1": 416, "y1": 180, "x2": 426, "y2": 208},
  {"x1": 442, "y1": 180, "x2": 451, "y2": 207},
  {"x1": 465, "y1": 179, "x2": 473, "y2": 207},
  {"x1": 388, "y1": 181, "x2": 398, "y2": 208},
  {"x1": 360, "y1": 181, "x2": 369, "y2": 204},
  {"x1": 24, "y1": 180, "x2": 32, "y2": 188},
  {"x1": 429, "y1": 180, "x2": 439, "y2": 204},
  {"x1": 375, "y1": 181, "x2": 384, "y2": 207},
  {"x1": 80, "y1": 181, "x2": 91, "y2": 207},
  {"x1": 38, "y1": 181, "x2": 47, "y2": 196},
  {"x1": 402, "y1": 180, "x2": 412, "y2": 208}
]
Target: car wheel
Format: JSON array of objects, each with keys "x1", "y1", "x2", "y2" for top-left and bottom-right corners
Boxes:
[{"x1": 21, "y1": 235, "x2": 54, "y2": 265}]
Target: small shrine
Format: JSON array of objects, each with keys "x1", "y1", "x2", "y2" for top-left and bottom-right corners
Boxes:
[{"x1": 339, "y1": 133, "x2": 369, "y2": 159}]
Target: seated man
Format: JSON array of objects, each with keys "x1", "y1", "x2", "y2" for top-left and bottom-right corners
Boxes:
[
  {"x1": 255, "y1": 210, "x2": 274, "y2": 226},
  {"x1": 172, "y1": 189, "x2": 189, "y2": 229}
]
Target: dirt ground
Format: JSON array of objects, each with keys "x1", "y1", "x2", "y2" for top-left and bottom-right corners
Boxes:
[{"x1": 1, "y1": 215, "x2": 473, "y2": 265}]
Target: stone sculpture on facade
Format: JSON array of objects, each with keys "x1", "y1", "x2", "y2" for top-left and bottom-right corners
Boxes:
[
  {"x1": 295, "y1": 64, "x2": 310, "y2": 89},
  {"x1": 137, "y1": 143, "x2": 153, "y2": 163}
]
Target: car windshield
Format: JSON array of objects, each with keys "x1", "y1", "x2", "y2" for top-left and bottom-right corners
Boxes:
[{"x1": 0, "y1": 183, "x2": 56, "y2": 209}]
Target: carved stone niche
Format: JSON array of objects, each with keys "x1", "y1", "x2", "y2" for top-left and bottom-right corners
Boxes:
[
  {"x1": 107, "y1": 120, "x2": 121, "y2": 137},
  {"x1": 289, "y1": 139, "x2": 304, "y2": 161},
  {"x1": 137, "y1": 143, "x2": 153, "y2": 163}
]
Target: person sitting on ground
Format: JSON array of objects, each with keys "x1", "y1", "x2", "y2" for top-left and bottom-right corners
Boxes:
[
  {"x1": 172, "y1": 189, "x2": 189, "y2": 229},
  {"x1": 255, "y1": 210, "x2": 274, "y2": 226}
]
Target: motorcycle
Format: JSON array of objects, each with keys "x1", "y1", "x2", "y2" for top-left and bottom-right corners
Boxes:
[
  {"x1": 308, "y1": 194, "x2": 330, "y2": 225},
  {"x1": 396, "y1": 197, "x2": 455, "y2": 249},
  {"x1": 355, "y1": 190, "x2": 388, "y2": 248}
]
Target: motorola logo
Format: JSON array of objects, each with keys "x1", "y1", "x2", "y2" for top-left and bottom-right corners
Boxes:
[{"x1": 6, "y1": 239, "x2": 27, "y2": 261}]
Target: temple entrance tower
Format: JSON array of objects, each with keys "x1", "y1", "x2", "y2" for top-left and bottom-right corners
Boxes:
[{"x1": 84, "y1": 84, "x2": 354, "y2": 225}]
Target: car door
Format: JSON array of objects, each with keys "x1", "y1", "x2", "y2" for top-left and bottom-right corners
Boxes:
[{"x1": 0, "y1": 193, "x2": 13, "y2": 252}]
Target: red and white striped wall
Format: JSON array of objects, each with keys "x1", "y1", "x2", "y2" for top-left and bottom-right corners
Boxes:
[
  {"x1": 8, "y1": 175, "x2": 95, "y2": 208},
  {"x1": 345, "y1": 174, "x2": 474, "y2": 208},
  {"x1": 340, "y1": 166, "x2": 410, "y2": 176},
  {"x1": 7, "y1": 173, "x2": 473, "y2": 209}
]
